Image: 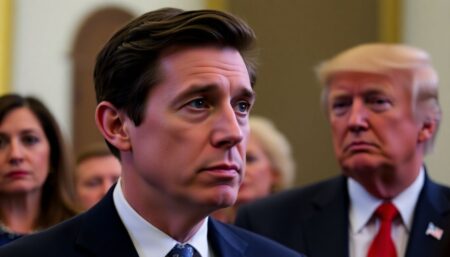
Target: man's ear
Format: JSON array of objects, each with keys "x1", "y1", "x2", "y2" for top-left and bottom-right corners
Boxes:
[
  {"x1": 95, "y1": 101, "x2": 132, "y2": 151},
  {"x1": 418, "y1": 118, "x2": 437, "y2": 143}
]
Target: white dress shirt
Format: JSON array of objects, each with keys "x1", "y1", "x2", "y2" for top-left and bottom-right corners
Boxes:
[
  {"x1": 113, "y1": 179, "x2": 212, "y2": 257},
  {"x1": 348, "y1": 167, "x2": 425, "y2": 257}
]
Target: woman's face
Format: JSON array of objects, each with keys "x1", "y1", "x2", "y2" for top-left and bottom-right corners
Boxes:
[
  {"x1": 237, "y1": 134, "x2": 278, "y2": 204},
  {"x1": 0, "y1": 107, "x2": 50, "y2": 194}
]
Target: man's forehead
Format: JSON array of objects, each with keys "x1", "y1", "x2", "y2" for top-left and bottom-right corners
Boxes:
[
  {"x1": 327, "y1": 71, "x2": 409, "y2": 97},
  {"x1": 158, "y1": 46, "x2": 248, "y2": 78},
  {"x1": 330, "y1": 71, "x2": 412, "y2": 89}
]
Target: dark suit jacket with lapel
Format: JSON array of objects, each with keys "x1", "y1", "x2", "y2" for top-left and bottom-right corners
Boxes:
[
  {"x1": 0, "y1": 186, "x2": 305, "y2": 257},
  {"x1": 235, "y1": 174, "x2": 450, "y2": 257}
]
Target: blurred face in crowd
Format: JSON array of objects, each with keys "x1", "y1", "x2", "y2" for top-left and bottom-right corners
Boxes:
[
  {"x1": 75, "y1": 155, "x2": 121, "y2": 210},
  {"x1": 115, "y1": 46, "x2": 255, "y2": 211},
  {"x1": 0, "y1": 107, "x2": 50, "y2": 195},
  {"x1": 238, "y1": 134, "x2": 278, "y2": 204},
  {"x1": 327, "y1": 71, "x2": 428, "y2": 197}
]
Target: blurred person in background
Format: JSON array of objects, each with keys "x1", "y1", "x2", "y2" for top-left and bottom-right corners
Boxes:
[
  {"x1": 0, "y1": 94, "x2": 76, "y2": 246},
  {"x1": 74, "y1": 143, "x2": 121, "y2": 210},
  {"x1": 236, "y1": 43, "x2": 450, "y2": 257},
  {"x1": 213, "y1": 116, "x2": 296, "y2": 223}
]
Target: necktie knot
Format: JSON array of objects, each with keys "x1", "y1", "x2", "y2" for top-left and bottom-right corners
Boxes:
[
  {"x1": 166, "y1": 243, "x2": 195, "y2": 257},
  {"x1": 375, "y1": 202, "x2": 398, "y2": 221}
]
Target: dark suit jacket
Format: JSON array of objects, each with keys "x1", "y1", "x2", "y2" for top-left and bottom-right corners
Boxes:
[
  {"x1": 0, "y1": 187, "x2": 305, "y2": 257},
  {"x1": 235, "y1": 174, "x2": 450, "y2": 257}
]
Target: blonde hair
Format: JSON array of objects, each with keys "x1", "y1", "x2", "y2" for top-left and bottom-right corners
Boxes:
[
  {"x1": 249, "y1": 116, "x2": 296, "y2": 190},
  {"x1": 315, "y1": 43, "x2": 441, "y2": 154}
]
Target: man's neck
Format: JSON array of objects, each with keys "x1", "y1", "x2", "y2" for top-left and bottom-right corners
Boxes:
[{"x1": 120, "y1": 176, "x2": 210, "y2": 242}]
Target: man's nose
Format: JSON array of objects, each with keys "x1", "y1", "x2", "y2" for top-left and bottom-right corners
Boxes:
[
  {"x1": 348, "y1": 100, "x2": 369, "y2": 133},
  {"x1": 211, "y1": 105, "x2": 244, "y2": 148}
]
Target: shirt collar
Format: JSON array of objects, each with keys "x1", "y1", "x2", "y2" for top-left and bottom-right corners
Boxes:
[
  {"x1": 348, "y1": 167, "x2": 425, "y2": 233},
  {"x1": 392, "y1": 167, "x2": 425, "y2": 231},
  {"x1": 113, "y1": 179, "x2": 210, "y2": 257}
]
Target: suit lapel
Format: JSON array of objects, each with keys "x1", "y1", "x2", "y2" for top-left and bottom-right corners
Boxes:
[
  {"x1": 405, "y1": 177, "x2": 450, "y2": 257},
  {"x1": 75, "y1": 186, "x2": 139, "y2": 257},
  {"x1": 208, "y1": 219, "x2": 247, "y2": 257},
  {"x1": 303, "y1": 176, "x2": 349, "y2": 257}
]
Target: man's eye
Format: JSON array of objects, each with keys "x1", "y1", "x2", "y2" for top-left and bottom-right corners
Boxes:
[
  {"x1": 84, "y1": 178, "x2": 102, "y2": 188},
  {"x1": 187, "y1": 98, "x2": 208, "y2": 109},
  {"x1": 367, "y1": 96, "x2": 392, "y2": 111},
  {"x1": 235, "y1": 101, "x2": 251, "y2": 114},
  {"x1": 331, "y1": 100, "x2": 351, "y2": 116}
]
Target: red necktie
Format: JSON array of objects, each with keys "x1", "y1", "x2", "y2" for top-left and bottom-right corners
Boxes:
[{"x1": 367, "y1": 202, "x2": 399, "y2": 257}]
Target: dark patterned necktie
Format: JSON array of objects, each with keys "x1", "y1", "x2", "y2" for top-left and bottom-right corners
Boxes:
[{"x1": 166, "y1": 243, "x2": 196, "y2": 257}]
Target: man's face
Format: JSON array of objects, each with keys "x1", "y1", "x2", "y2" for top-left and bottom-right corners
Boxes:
[
  {"x1": 75, "y1": 155, "x2": 121, "y2": 210},
  {"x1": 327, "y1": 71, "x2": 425, "y2": 196},
  {"x1": 124, "y1": 46, "x2": 254, "y2": 210}
]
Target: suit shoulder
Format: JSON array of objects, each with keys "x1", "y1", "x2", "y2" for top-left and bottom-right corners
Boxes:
[
  {"x1": 426, "y1": 178, "x2": 450, "y2": 206},
  {"x1": 215, "y1": 221, "x2": 305, "y2": 257},
  {"x1": 240, "y1": 175, "x2": 345, "y2": 211},
  {"x1": 433, "y1": 181, "x2": 450, "y2": 194}
]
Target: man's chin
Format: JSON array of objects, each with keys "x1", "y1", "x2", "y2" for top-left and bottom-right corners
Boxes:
[
  {"x1": 207, "y1": 188, "x2": 238, "y2": 208},
  {"x1": 340, "y1": 155, "x2": 386, "y2": 174}
]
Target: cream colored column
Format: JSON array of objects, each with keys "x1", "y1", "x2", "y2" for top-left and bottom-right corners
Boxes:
[
  {"x1": 205, "y1": 0, "x2": 228, "y2": 10},
  {"x1": 0, "y1": 0, "x2": 12, "y2": 94},
  {"x1": 378, "y1": 0, "x2": 402, "y2": 42}
]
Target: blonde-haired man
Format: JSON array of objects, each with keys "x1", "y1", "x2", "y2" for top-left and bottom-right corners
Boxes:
[{"x1": 236, "y1": 43, "x2": 450, "y2": 257}]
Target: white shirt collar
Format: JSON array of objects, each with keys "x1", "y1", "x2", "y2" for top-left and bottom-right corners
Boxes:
[
  {"x1": 348, "y1": 167, "x2": 425, "y2": 233},
  {"x1": 113, "y1": 179, "x2": 210, "y2": 257}
]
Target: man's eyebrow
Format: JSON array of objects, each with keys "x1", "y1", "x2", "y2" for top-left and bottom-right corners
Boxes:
[
  {"x1": 328, "y1": 90, "x2": 350, "y2": 99},
  {"x1": 358, "y1": 88, "x2": 392, "y2": 99},
  {"x1": 330, "y1": 87, "x2": 388, "y2": 97},
  {"x1": 174, "y1": 84, "x2": 218, "y2": 100},
  {"x1": 237, "y1": 87, "x2": 256, "y2": 101},
  {"x1": 173, "y1": 84, "x2": 255, "y2": 102}
]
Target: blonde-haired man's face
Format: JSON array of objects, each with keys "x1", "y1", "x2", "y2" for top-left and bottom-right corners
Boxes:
[{"x1": 327, "y1": 71, "x2": 432, "y2": 198}]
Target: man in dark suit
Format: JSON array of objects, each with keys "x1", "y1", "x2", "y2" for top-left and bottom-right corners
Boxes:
[
  {"x1": 0, "y1": 8, "x2": 305, "y2": 257},
  {"x1": 236, "y1": 43, "x2": 450, "y2": 257}
]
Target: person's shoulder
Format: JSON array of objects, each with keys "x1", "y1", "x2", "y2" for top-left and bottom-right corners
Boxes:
[
  {"x1": 241, "y1": 175, "x2": 345, "y2": 210},
  {"x1": 429, "y1": 179, "x2": 450, "y2": 192},
  {"x1": 0, "y1": 213, "x2": 86, "y2": 257},
  {"x1": 211, "y1": 220, "x2": 306, "y2": 257},
  {"x1": 425, "y1": 178, "x2": 450, "y2": 203}
]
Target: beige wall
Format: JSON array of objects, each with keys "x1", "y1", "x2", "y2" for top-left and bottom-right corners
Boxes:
[
  {"x1": 12, "y1": 0, "x2": 205, "y2": 139},
  {"x1": 229, "y1": 0, "x2": 378, "y2": 186},
  {"x1": 404, "y1": 1, "x2": 450, "y2": 186}
]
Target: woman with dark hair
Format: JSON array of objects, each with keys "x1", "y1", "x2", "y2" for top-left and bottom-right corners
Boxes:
[{"x1": 0, "y1": 94, "x2": 76, "y2": 246}]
